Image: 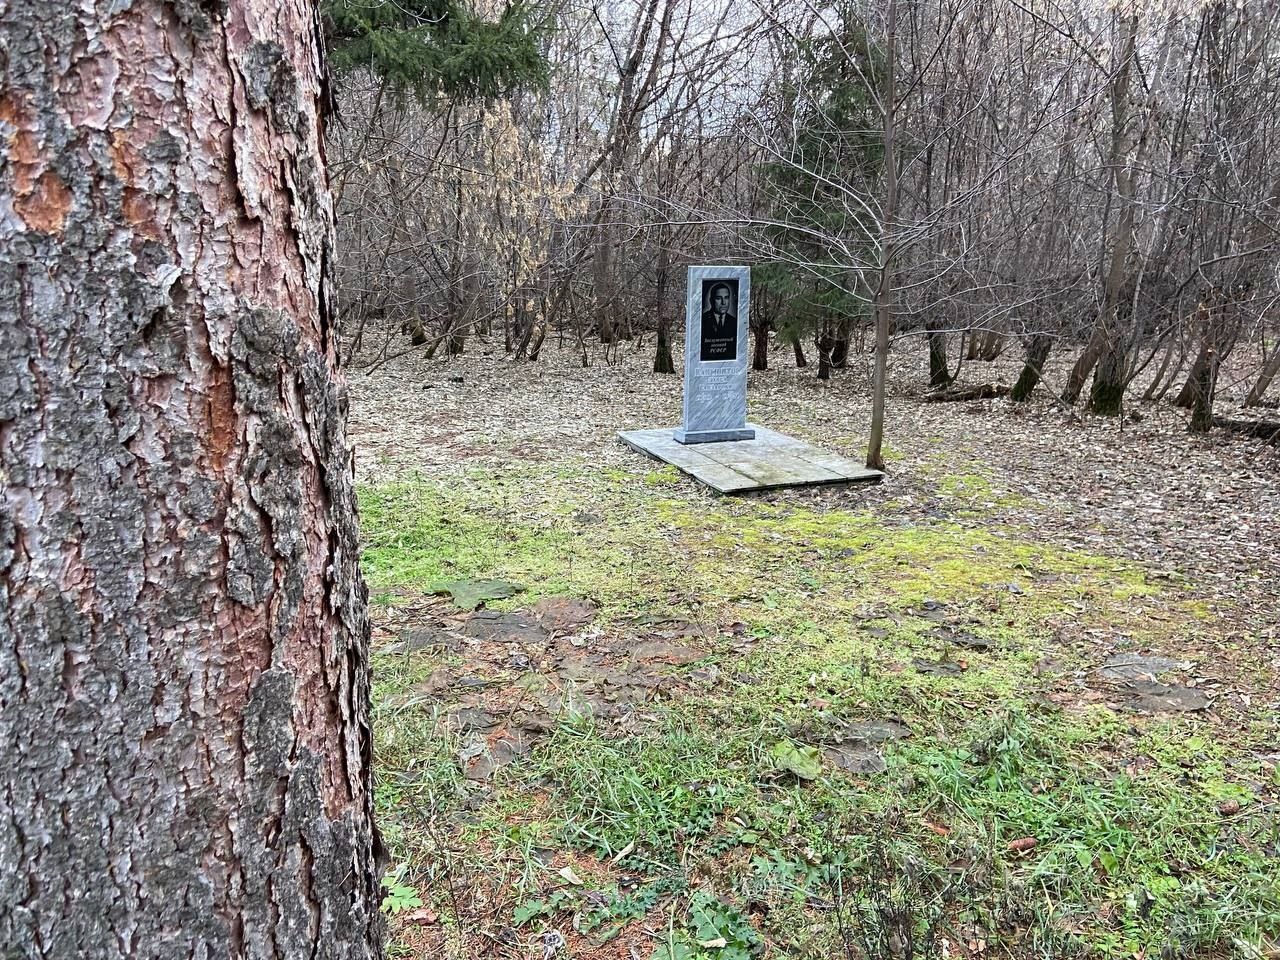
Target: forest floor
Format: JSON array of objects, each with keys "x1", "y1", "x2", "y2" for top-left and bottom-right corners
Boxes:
[{"x1": 347, "y1": 336, "x2": 1280, "y2": 960}]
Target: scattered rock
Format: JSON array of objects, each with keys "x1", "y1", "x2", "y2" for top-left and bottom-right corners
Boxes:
[
  {"x1": 460, "y1": 726, "x2": 536, "y2": 781},
  {"x1": 444, "y1": 706, "x2": 499, "y2": 732},
  {"x1": 930, "y1": 626, "x2": 993, "y2": 650},
  {"x1": 629, "y1": 638, "x2": 702, "y2": 664},
  {"x1": 531, "y1": 596, "x2": 598, "y2": 631},
  {"x1": 1097, "y1": 653, "x2": 1185, "y2": 681},
  {"x1": 383, "y1": 625, "x2": 454, "y2": 654},
  {"x1": 430, "y1": 578, "x2": 525, "y2": 610},
  {"x1": 689, "y1": 665, "x2": 720, "y2": 685},
  {"x1": 555, "y1": 654, "x2": 617, "y2": 684},
  {"x1": 463, "y1": 609, "x2": 549, "y2": 645},
  {"x1": 822, "y1": 743, "x2": 887, "y2": 775},
  {"x1": 410, "y1": 667, "x2": 454, "y2": 697},
  {"x1": 914, "y1": 599, "x2": 950, "y2": 621},
  {"x1": 514, "y1": 711, "x2": 556, "y2": 734},
  {"x1": 630, "y1": 615, "x2": 713, "y2": 640},
  {"x1": 913, "y1": 657, "x2": 965, "y2": 676},
  {"x1": 1122, "y1": 680, "x2": 1209, "y2": 713}
]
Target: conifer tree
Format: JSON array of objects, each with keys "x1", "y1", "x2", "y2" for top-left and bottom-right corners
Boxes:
[{"x1": 323, "y1": 0, "x2": 547, "y2": 101}]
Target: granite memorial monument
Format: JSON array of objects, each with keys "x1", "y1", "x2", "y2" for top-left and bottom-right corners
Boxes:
[{"x1": 675, "y1": 265, "x2": 755, "y2": 443}]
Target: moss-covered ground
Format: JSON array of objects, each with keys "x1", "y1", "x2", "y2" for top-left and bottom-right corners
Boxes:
[{"x1": 361, "y1": 460, "x2": 1279, "y2": 960}]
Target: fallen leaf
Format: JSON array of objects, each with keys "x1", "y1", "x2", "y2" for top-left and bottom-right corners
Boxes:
[
  {"x1": 770, "y1": 741, "x2": 824, "y2": 780},
  {"x1": 1007, "y1": 837, "x2": 1038, "y2": 853},
  {"x1": 610, "y1": 840, "x2": 635, "y2": 863},
  {"x1": 558, "y1": 865, "x2": 583, "y2": 886}
]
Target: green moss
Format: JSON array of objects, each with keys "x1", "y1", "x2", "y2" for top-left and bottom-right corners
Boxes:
[
  {"x1": 359, "y1": 462, "x2": 1277, "y2": 956},
  {"x1": 644, "y1": 465, "x2": 683, "y2": 487}
]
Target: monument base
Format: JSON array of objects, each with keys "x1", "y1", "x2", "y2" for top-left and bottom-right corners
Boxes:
[
  {"x1": 619, "y1": 424, "x2": 884, "y2": 495},
  {"x1": 673, "y1": 426, "x2": 757, "y2": 444}
]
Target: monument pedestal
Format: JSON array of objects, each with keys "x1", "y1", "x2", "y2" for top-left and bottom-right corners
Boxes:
[
  {"x1": 673, "y1": 426, "x2": 756, "y2": 444},
  {"x1": 620, "y1": 425, "x2": 883, "y2": 495}
]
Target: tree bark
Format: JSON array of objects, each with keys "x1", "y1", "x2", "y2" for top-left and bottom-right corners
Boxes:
[
  {"x1": 1188, "y1": 349, "x2": 1219, "y2": 433},
  {"x1": 1245, "y1": 344, "x2": 1280, "y2": 406},
  {"x1": 979, "y1": 330, "x2": 1004, "y2": 362},
  {"x1": 817, "y1": 325, "x2": 834, "y2": 380},
  {"x1": 1090, "y1": 336, "x2": 1129, "y2": 416},
  {"x1": 652, "y1": 238, "x2": 675, "y2": 374},
  {"x1": 1, "y1": 3, "x2": 385, "y2": 958},
  {"x1": 792, "y1": 336, "x2": 808, "y2": 368},
  {"x1": 1062, "y1": 324, "x2": 1106, "y2": 405},
  {"x1": 1011, "y1": 334, "x2": 1053, "y2": 402},
  {"x1": 1088, "y1": 12, "x2": 1142, "y2": 417},
  {"x1": 1175, "y1": 344, "x2": 1213, "y2": 408},
  {"x1": 831, "y1": 318, "x2": 850, "y2": 369},
  {"x1": 866, "y1": 0, "x2": 898, "y2": 472},
  {"x1": 927, "y1": 329, "x2": 952, "y2": 390}
]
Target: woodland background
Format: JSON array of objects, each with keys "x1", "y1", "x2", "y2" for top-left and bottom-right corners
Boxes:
[{"x1": 327, "y1": 0, "x2": 1280, "y2": 434}]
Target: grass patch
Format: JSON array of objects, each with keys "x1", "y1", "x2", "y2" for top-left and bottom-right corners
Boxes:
[{"x1": 360, "y1": 463, "x2": 1279, "y2": 958}]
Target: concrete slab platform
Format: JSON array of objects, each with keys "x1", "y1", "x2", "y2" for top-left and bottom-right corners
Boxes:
[{"x1": 618, "y1": 424, "x2": 884, "y2": 494}]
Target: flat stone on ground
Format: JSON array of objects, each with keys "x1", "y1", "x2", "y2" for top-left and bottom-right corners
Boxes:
[
  {"x1": 463, "y1": 609, "x2": 549, "y2": 645},
  {"x1": 618, "y1": 424, "x2": 883, "y2": 495},
  {"x1": 383, "y1": 625, "x2": 456, "y2": 654},
  {"x1": 430, "y1": 577, "x2": 525, "y2": 610},
  {"x1": 1097, "y1": 653, "x2": 1185, "y2": 681},
  {"x1": 823, "y1": 743, "x2": 888, "y2": 775},
  {"x1": 530, "y1": 597, "x2": 598, "y2": 631},
  {"x1": 1123, "y1": 680, "x2": 1210, "y2": 713}
]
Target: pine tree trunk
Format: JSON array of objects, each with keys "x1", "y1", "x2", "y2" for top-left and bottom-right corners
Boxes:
[
  {"x1": 1086, "y1": 12, "x2": 1140, "y2": 418},
  {"x1": 1, "y1": 4, "x2": 385, "y2": 958},
  {"x1": 831, "y1": 333, "x2": 850, "y2": 368},
  {"x1": 866, "y1": 0, "x2": 898, "y2": 472},
  {"x1": 594, "y1": 199, "x2": 617, "y2": 344},
  {"x1": 817, "y1": 329, "x2": 833, "y2": 380},
  {"x1": 979, "y1": 330, "x2": 1005, "y2": 361}
]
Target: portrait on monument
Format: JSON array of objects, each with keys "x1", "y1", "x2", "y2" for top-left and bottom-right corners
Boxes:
[{"x1": 699, "y1": 278, "x2": 739, "y2": 362}]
